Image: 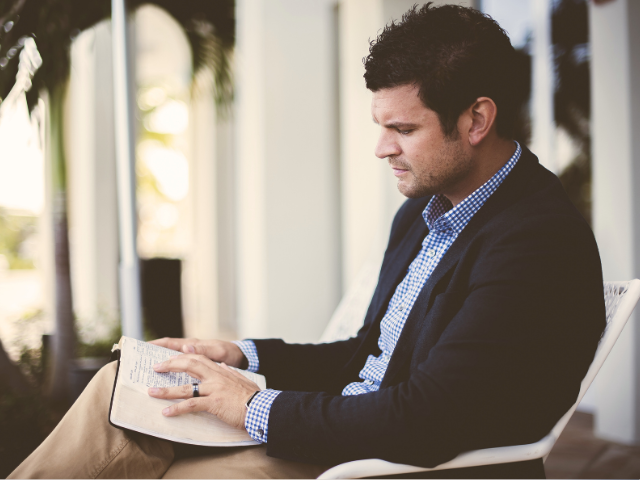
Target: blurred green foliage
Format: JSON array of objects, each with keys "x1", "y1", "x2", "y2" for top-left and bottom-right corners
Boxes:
[
  {"x1": 76, "y1": 325, "x2": 122, "y2": 358},
  {"x1": 0, "y1": 344, "x2": 59, "y2": 477},
  {"x1": 0, "y1": 207, "x2": 37, "y2": 269},
  {"x1": 0, "y1": 317, "x2": 122, "y2": 476},
  {"x1": 0, "y1": 0, "x2": 235, "y2": 408},
  {"x1": 0, "y1": 385, "x2": 60, "y2": 477}
]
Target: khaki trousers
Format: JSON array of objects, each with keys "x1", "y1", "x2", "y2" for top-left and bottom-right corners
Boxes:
[{"x1": 9, "y1": 362, "x2": 329, "y2": 479}]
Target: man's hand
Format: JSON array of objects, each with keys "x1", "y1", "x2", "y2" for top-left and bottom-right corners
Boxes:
[
  {"x1": 149, "y1": 337, "x2": 248, "y2": 369},
  {"x1": 148, "y1": 354, "x2": 260, "y2": 429}
]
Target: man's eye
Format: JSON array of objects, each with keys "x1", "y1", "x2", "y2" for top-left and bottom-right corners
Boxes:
[{"x1": 399, "y1": 129, "x2": 413, "y2": 135}]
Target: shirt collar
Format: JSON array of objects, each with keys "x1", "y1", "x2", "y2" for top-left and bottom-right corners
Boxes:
[{"x1": 423, "y1": 142, "x2": 522, "y2": 234}]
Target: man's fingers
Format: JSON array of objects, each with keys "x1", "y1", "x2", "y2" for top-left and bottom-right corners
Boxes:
[
  {"x1": 153, "y1": 354, "x2": 212, "y2": 379},
  {"x1": 148, "y1": 383, "x2": 206, "y2": 400},
  {"x1": 150, "y1": 337, "x2": 200, "y2": 352},
  {"x1": 149, "y1": 337, "x2": 184, "y2": 349},
  {"x1": 161, "y1": 397, "x2": 209, "y2": 417},
  {"x1": 182, "y1": 343, "x2": 211, "y2": 356},
  {"x1": 182, "y1": 343, "x2": 222, "y2": 360}
]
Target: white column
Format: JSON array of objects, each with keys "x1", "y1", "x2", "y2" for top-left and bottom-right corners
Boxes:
[
  {"x1": 215, "y1": 115, "x2": 238, "y2": 337},
  {"x1": 39, "y1": 93, "x2": 56, "y2": 337},
  {"x1": 112, "y1": 0, "x2": 143, "y2": 340},
  {"x1": 235, "y1": 0, "x2": 341, "y2": 343},
  {"x1": 591, "y1": 0, "x2": 640, "y2": 445},
  {"x1": 183, "y1": 70, "x2": 226, "y2": 340},
  {"x1": 186, "y1": 81, "x2": 237, "y2": 340},
  {"x1": 530, "y1": 0, "x2": 556, "y2": 173},
  {"x1": 339, "y1": 0, "x2": 390, "y2": 290},
  {"x1": 67, "y1": 22, "x2": 119, "y2": 341}
]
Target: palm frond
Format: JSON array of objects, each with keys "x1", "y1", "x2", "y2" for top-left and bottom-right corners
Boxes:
[{"x1": 0, "y1": 0, "x2": 235, "y2": 110}]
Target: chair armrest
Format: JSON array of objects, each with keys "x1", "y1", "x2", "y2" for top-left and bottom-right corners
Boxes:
[{"x1": 317, "y1": 434, "x2": 556, "y2": 479}]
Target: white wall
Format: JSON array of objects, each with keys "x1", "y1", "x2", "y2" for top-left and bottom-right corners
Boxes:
[
  {"x1": 338, "y1": 0, "x2": 398, "y2": 291},
  {"x1": 591, "y1": 0, "x2": 640, "y2": 445},
  {"x1": 235, "y1": 0, "x2": 342, "y2": 343}
]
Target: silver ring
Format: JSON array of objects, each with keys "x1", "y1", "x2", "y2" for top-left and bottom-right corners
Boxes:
[{"x1": 192, "y1": 383, "x2": 200, "y2": 398}]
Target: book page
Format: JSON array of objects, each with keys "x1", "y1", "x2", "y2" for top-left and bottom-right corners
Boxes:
[
  {"x1": 118, "y1": 337, "x2": 266, "y2": 392},
  {"x1": 110, "y1": 337, "x2": 266, "y2": 446},
  {"x1": 119, "y1": 338, "x2": 201, "y2": 392}
]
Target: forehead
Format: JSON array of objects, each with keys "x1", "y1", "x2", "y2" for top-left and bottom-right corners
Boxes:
[{"x1": 371, "y1": 84, "x2": 433, "y2": 123}]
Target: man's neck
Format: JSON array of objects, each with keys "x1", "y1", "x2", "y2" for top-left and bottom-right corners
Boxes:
[{"x1": 444, "y1": 139, "x2": 517, "y2": 206}]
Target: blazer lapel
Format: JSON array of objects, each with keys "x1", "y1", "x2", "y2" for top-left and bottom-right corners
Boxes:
[
  {"x1": 375, "y1": 217, "x2": 429, "y2": 313},
  {"x1": 346, "y1": 212, "x2": 429, "y2": 366},
  {"x1": 381, "y1": 147, "x2": 542, "y2": 386}
]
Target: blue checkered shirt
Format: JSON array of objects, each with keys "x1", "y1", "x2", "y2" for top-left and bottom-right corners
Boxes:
[{"x1": 235, "y1": 142, "x2": 521, "y2": 443}]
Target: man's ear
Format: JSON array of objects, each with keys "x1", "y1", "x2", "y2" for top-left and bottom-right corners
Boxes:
[{"x1": 465, "y1": 97, "x2": 498, "y2": 146}]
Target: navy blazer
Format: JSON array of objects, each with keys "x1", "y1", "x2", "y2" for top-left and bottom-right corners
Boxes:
[{"x1": 252, "y1": 147, "x2": 605, "y2": 474}]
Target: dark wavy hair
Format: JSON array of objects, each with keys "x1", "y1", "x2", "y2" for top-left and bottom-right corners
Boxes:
[{"x1": 364, "y1": 3, "x2": 527, "y2": 139}]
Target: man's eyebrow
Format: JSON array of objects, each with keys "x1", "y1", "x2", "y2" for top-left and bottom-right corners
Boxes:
[
  {"x1": 383, "y1": 122, "x2": 419, "y2": 130},
  {"x1": 371, "y1": 118, "x2": 419, "y2": 129}
]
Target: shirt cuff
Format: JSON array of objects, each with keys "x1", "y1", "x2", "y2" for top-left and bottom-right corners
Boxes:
[
  {"x1": 232, "y1": 340, "x2": 260, "y2": 372},
  {"x1": 245, "y1": 389, "x2": 282, "y2": 443}
]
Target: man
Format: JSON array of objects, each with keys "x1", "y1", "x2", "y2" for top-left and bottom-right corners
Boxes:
[{"x1": 12, "y1": 3, "x2": 605, "y2": 479}]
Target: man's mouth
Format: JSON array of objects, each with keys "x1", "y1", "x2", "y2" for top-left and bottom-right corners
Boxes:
[
  {"x1": 389, "y1": 163, "x2": 409, "y2": 176},
  {"x1": 388, "y1": 157, "x2": 411, "y2": 177}
]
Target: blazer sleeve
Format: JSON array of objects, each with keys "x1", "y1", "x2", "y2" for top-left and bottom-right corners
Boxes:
[
  {"x1": 262, "y1": 213, "x2": 605, "y2": 467},
  {"x1": 251, "y1": 335, "x2": 365, "y2": 393}
]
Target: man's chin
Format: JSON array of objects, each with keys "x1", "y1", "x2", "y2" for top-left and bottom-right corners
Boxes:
[{"x1": 397, "y1": 181, "x2": 434, "y2": 199}]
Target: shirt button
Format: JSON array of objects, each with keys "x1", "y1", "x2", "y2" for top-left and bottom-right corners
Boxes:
[
  {"x1": 427, "y1": 249, "x2": 435, "y2": 257},
  {"x1": 256, "y1": 428, "x2": 264, "y2": 437}
]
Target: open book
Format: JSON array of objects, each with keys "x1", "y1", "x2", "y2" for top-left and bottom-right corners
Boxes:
[{"x1": 109, "y1": 336, "x2": 267, "y2": 447}]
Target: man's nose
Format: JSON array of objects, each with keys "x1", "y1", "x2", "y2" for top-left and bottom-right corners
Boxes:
[{"x1": 375, "y1": 130, "x2": 402, "y2": 159}]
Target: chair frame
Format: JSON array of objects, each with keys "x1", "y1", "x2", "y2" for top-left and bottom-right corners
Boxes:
[{"x1": 318, "y1": 280, "x2": 640, "y2": 479}]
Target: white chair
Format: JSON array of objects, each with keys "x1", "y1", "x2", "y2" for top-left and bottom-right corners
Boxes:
[{"x1": 317, "y1": 279, "x2": 640, "y2": 479}]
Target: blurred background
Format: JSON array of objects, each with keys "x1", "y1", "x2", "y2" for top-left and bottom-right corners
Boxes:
[{"x1": 0, "y1": 0, "x2": 639, "y2": 477}]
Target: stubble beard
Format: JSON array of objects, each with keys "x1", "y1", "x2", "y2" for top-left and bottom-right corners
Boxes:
[{"x1": 393, "y1": 138, "x2": 473, "y2": 199}]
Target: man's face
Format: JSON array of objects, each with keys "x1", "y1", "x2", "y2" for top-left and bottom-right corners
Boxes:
[{"x1": 372, "y1": 84, "x2": 472, "y2": 200}]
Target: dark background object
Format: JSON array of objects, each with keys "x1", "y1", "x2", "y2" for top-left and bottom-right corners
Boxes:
[
  {"x1": 141, "y1": 257, "x2": 185, "y2": 339},
  {"x1": 552, "y1": 0, "x2": 592, "y2": 225},
  {"x1": 67, "y1": 357, "x2": 109, "y2": 402}
]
